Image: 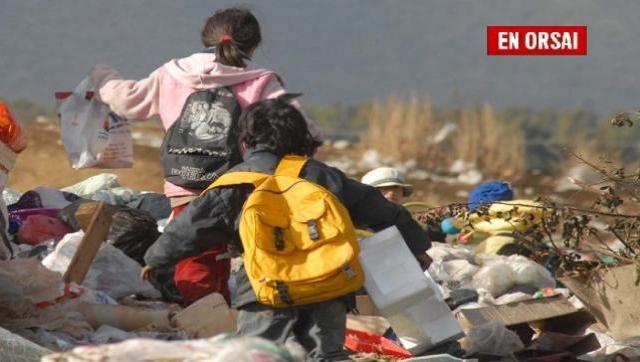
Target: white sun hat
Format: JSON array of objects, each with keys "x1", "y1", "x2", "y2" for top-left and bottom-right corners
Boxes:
[{"x1": 361, "y1": 167, "x2": 413, "y2": 196}]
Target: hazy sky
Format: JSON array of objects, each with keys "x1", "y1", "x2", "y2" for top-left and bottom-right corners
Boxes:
[{"x1": 2, "y1": 0, "x2": 640, "y2": 114}]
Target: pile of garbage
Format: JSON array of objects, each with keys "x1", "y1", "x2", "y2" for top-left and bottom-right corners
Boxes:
[
  {"x1": 0, "y1": 173, "x2": 284, "y2": 360},
  {"x1": 1, "y1": 170, "x2": 640, "y2": 361}
]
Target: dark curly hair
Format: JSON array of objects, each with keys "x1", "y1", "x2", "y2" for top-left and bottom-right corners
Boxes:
[{"x1": 238, "y1": 95, "x2": 321, "y2": 157}]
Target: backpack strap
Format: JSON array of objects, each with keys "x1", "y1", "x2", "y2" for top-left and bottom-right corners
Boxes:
[
  {"x1": 202, "y1": 171, "x2": 268, "y2": 195},
  {"x1": 274, "y1": 155, "x2": 308, "y2": 177}
]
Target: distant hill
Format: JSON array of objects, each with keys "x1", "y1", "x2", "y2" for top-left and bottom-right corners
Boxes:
[{"x1": 2, "y1": 0, "x2": 640, "y2": 114}]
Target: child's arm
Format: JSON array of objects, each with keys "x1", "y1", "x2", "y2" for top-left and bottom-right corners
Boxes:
[
  {"x1": 143, "y1": 189, "x2": 236, "y2": 269},
  {"x1": 343, "y1": 177, "x2": 432, "y2": 255},
  {"x1": 90, "y1": 64, "x2": 162, "y2": 121}
]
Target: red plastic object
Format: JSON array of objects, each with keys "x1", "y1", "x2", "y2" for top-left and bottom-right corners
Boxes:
[
  {"x1": 171, "y1": 204, "x2": 231, "y2": 306},
  {"x1": 0, "y1": 101, "x2": 26, "y2": 153},
  {"x1": 344, "y1": 328, "x2": 412, "y2": 358},
  {"x1": 17, "y1": 214, "x2": 71, "y2": 245}
]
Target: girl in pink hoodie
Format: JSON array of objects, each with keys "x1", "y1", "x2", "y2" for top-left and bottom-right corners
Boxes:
[{"x1": 91, "y1": 7, "x2": 320, "y2": 306}]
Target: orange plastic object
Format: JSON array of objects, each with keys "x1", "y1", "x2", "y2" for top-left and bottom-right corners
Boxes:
[
  {"x1": 0, "y1": 101, "x2": 27, "y2": 152},
  {"x1": 344, "y1": 328, "x2": 412, "y2": 358}
]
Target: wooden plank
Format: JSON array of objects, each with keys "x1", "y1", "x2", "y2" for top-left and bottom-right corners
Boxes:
[
  {"x1": 171, "y1": 293, "x2": 236, "y2": 337},
  {"x1": 355, "y1": 295, "x2": 379, "y2": 316},
  {"x1": 459, "y1": 295, "x2": 578, "y2": 327},
  {"x1": 63, "y1": 201, "x2": 112, "y2": 284},
  {"x1": 75, "y1": 201, "x2": 115, "y2": 231},
  {"x1": 347, "y1": 315, "x2": 390, "y2": 336}
]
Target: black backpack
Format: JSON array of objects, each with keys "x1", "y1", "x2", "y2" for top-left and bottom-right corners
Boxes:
[{"x1": 161, "y1": 87, "x2": 242, "y2": 189}]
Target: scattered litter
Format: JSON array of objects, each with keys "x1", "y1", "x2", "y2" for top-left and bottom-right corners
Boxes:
[
  {"x1": 463, "y1": 321, "x2": 524, "y2": 357},
  {"x1": 472, "y1": 255, "x2": 556, "y2": 298},
  {"x1": 407, "y1": 169, "x2": 430, "y2": 181},
  {"x1": 332, "y1": 139, "x2": 351, "y2": 150},
  {"x1": 61, "y1": 173, "x2": 121, "y2": 198},
  {"x1": 554, "y1": 164, "x2": 604, "y2": 193},
  {"x1": 449, "y1": 160, "x2": 474, "y2": 174},
  {"x1": 429, "y1": 123, "x2": 457, "y2": 144},
  {"x1": 2, "y1": 188, "x2": 22, "y2": 205},
  {"x1": 456, "y1": 169, "x2": 483, "y2": 185},
  {"x1": 42, "y1": 334, "x2": 304, "y2": 362},
  {"x1": 16, "y1": 215, "x2": 71, "y2": 245}
]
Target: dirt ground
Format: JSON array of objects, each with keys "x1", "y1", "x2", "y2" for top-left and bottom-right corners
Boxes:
[
  {"x1": 6, "y1": 121, "x2": 472, "y2": 204},
  {"x1": 8, "y1": 121, "x2": 165, "y2": 193},
  {"x1": 7, "y1": 121, "x2": 597, "y2": 212}
]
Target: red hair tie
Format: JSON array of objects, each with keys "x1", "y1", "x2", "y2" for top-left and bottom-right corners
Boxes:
[{"x1": 219, "y1": 34, "x2": 234, "y2": 44}]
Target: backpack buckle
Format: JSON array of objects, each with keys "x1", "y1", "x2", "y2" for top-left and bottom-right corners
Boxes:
[
  {"x1": 274, "y1": 227, "x2": 285, "y2": 251},
  {"x1": 307, "y1": 220, "x2": 319, "y2": 241},
  {"x1": 342, "y1": 264, "x2": 357, "y2": 279},
  {"x1": 275, "y1": 281, "x2": 294, "y2": 305}
]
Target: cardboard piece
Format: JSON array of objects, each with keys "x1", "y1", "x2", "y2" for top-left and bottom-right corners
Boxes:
[
  {"x1": 528, "y1": 332, "x2": 600, "y2": 357},
  {"x1": 355, "y1": 295, "x2": 379, "y2": 316},
  {"x1": 79, "y1": 303, "x2": 172, "y2": 331},
  {"x1": 459, "y1": 295, "x2": 579, "y2": 327},
  {"x1": 171, "y1": 293, "x2": 236, "y2": 337},
  {"x1": 530, "y1": 309, "x2": 595, "y2": 335},
  {"x1": 63, "y1": 201, "x2": 112, "y2": 284},
  {"x1": 559, "y1": 263, "x2": 640, "y2": 341},
  {"x1": 346, "y1": 315, "x2": 391, "y2": 336}
]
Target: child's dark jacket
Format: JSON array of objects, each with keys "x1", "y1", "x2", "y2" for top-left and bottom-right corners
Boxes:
[{"x1": 144, "y1": 145, "x2": 431, "y2": 308}]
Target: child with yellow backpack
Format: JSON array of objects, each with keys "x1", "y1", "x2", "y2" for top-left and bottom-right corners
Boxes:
[{"x1": 142, "y1": 95, "x2": 431, "y2": 361}]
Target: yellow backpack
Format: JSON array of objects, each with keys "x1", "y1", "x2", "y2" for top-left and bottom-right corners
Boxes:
[{"x1": 204, "y1": 155, "x2": 364, "y2": 307}]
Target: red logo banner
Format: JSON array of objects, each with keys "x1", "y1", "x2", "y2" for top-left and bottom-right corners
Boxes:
[{"x1": 487, "y1": 26, "x2": 587, "y2": 55}]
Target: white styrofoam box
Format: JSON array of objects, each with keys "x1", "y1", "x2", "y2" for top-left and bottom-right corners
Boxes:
[
  {"x1": 359, "y1": 226, "x2": 435, "y2": 312},
  {"x1": 425, "y1": 270, "x2": 446, "y2": 301},
  {"x1": 360, "y1": 226, "x2": 464, "y2": 354}
]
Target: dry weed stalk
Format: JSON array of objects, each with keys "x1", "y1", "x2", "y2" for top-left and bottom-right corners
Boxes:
[{"x1": 361, "y1": 98, "x2": 526, "y2": 178}]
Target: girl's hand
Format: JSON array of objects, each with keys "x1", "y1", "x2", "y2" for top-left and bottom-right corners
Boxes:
[{"x1": 140, "y1": 265, "x2": 155, "y2": 281}]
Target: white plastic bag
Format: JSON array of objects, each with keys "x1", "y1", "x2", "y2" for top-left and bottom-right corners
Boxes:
[
  {"x1": 472, "y1": 255, "x2": 556, "y2": 297},
  {"x1": 61, "y1": 173, "x2": 121, "y2": 198},
  {"x1": 42, "y1": 231, "x2": 160, "y2": 299},
  {"x1": 58, "y1": 77, "x2": 133, "y2": 169}
]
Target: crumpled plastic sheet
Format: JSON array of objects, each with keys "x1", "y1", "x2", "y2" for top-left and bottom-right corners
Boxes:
[
  {"x1": 12, "y1": 323, "x2": 189, "y2": 353},
  {"x1": 42, "y1": 334, "x2": 305, "y2": 362},
  {"x1": 90, "y1": 187, "x2": 140, "y2": 206},
  {"x1": 2, "y1": 188, "x2": 22, "y2": 206},
  {"x1": 7, "y1": 186, "x2": 79, "y2": 211},
  {"x1": 61, "y1": 174, "x2": 121, "y2": 199},
  {"x1": 465, "y1": 321, "x2": 524, "y2": 357},
  {"x1": 0, "y1": 326, "x2": 51, "y2": 362},
  {"x1": 0, "y1": 257, "x2": 61, "y2": 304},
  {"x1": 429, "y1": 259, "x2": 478, "y2": 291},
  {"x1": 0, "y1": 258, "x2": 92, "y2": 341},
  {"x1": 579, "y1": 333, "x2": 640, "y2": 361},
  {"x1": 427, "y1": 242, "x2": 476, "y2": 263},
  {"x1": 472, "y1": 254, "x2": 556, "y2": 298}
]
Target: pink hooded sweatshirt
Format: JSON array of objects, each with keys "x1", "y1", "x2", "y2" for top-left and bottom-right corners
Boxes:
[{"x1": 90, "y1": 53, "x2": 321, "y2": 199}]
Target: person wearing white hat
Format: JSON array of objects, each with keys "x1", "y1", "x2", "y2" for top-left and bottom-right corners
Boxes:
[{"x1": 361, "y1": 167, "x2": 413, "y2": 204}]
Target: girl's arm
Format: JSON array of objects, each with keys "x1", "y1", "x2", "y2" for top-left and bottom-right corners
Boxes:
[{"x1": 90, "y1": 64, "x2": 162, "y2": 121}]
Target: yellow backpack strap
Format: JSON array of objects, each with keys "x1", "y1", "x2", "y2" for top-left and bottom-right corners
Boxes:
[
  {"x1": 202, "y1": 171, "x2": 268, "y2": 195},
  {"x1": 274, "y1": 155, "x2": 309, "y2": 177}
]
